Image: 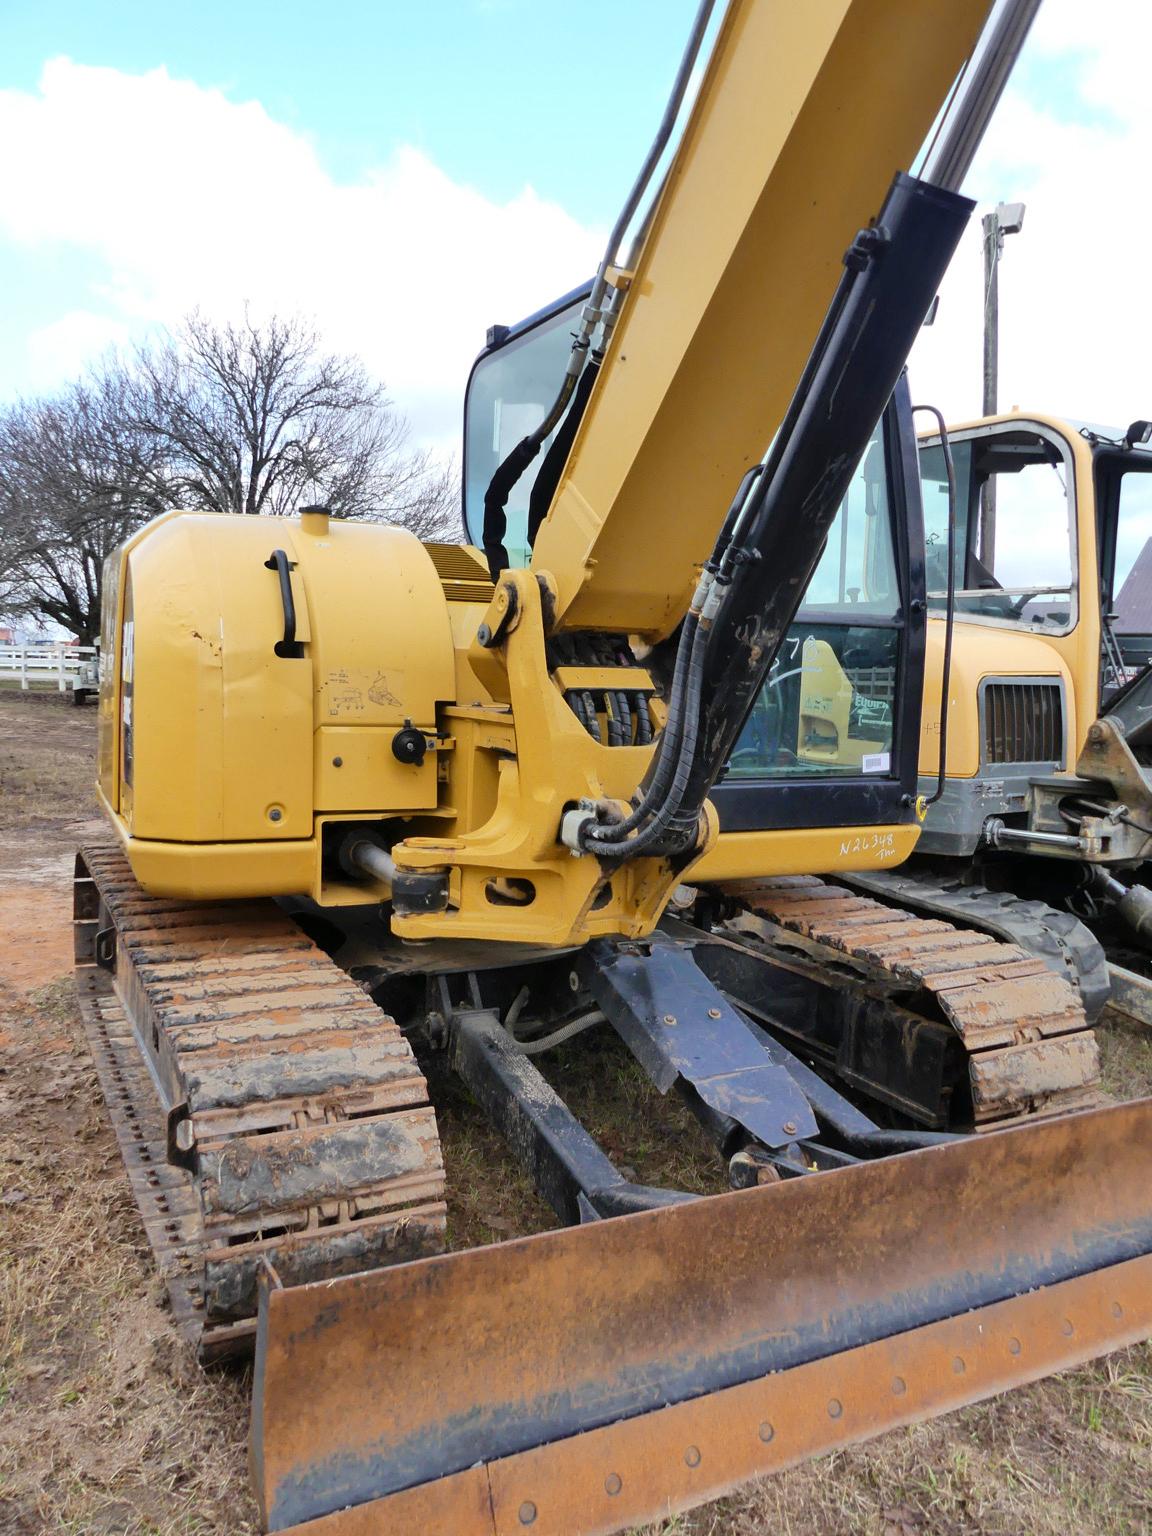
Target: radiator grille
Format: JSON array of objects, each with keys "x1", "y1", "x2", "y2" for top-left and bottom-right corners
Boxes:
[
  {"x1": 982, "y1": 680, "x2": 1063, "y2": 765},
  {"x1": 423, "y1": 542, "x2": 494, "y2": 604}
]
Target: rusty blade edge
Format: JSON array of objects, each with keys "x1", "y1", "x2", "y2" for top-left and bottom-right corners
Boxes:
[
  {"x1": 271, "y1": 1252, "x2": 1152, "y2": 1536},
  {"x1": 251, "y1": 1099, "x2": 1152, "y2": 1528}
]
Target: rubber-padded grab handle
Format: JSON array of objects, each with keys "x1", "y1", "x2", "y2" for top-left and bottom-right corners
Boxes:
[{"x1": 263, "y1": 549, "x2": 297, "y2": 654}]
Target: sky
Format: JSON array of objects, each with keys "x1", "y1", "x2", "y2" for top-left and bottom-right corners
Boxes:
[{"x1": 0, "y1": 0, "x2": 1149, "y2": 466}]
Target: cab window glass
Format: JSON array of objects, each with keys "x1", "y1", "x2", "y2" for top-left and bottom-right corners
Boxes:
[
  {"x1": 1112, "y1": 469, "x2": 1152, "y2": 632},
  {"x1": 920, "y1": 431, "x2": 1074, "y2": 631},
  {"x1": 728, "y1": 624, "x2": 898, "y2": 779},
  {"x1": 463, "y1": 299, "x2": 583, "y2": 567},
  {"x1": 729, "y1": 419, "x2": 901, "y2": 780},
  {"x1": 801, "y1": 434, "x2": 898, "y2": 616}
]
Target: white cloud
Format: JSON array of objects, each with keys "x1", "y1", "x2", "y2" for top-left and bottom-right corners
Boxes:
[
  {"x1": 2, "y1": 4, "x2": 1151, "y2": 464},
  {"x1": 0, "y1": 58, "x2": 602, "y2": 451},
  {"x1": 909, "y1": 0, "x2": 1152, "y2": 433},
  {"x1": 25, "y1": 310, "x2": 133, "y2": 389}
]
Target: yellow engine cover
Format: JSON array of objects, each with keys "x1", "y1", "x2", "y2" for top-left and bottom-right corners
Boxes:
[{"x1": 99, "y1": 509, "x2": 456, "y2": 894}]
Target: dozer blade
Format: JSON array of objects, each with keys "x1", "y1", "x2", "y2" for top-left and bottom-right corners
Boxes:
[{"x1": 252, "y1": 1099, "x2": 1152, "y2": 1536}]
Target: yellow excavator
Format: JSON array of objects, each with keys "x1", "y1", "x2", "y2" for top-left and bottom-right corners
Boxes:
[
  {"x1": 73, "y1": 3, "x2": 1152, "y2": 1533},
  {"x1": 837, "y1": 410, "x2": 1152, "y2": 1028}
]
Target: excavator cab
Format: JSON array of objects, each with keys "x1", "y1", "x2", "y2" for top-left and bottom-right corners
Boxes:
[{"x1": 464, "y1": 287, "x2": 926, "y2": 838}]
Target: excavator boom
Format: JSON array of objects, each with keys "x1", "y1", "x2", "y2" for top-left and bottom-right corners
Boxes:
[{"x1": 529, "y1": 0, "x2": 993, "y2": 637}]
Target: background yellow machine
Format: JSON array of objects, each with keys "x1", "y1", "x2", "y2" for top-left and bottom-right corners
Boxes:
[
  {"x1": 842, "y1": 410, "x2": 1152, "y2": 1026},
  {"x1": 74, "y1": 4, "x2": 1152, "y2": 1534}
]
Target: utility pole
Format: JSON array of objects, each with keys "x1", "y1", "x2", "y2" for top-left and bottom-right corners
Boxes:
[{"x1": 979, "y1": 200, "x2": 1025, "y2": 567}]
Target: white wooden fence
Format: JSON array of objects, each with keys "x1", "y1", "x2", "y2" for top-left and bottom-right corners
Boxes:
[{"x1": 0, "y1": 644, "x2": 98, "y2": 691}]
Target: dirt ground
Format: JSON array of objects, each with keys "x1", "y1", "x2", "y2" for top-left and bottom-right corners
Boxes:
[{"x1": 1, "y1": 687, "x2": 1150, "y2": 1536}]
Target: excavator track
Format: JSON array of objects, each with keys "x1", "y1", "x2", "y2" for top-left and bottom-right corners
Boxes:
[
  {"x1": 723, "y1": 876, "x2": 1101, "y2": 1127},
  {"x1": 843, "y1": 868, "x2": 1112, "y2": 1022},
  {"x1": 73, "y1": 844, "x2": 446, "y2": 1362}
]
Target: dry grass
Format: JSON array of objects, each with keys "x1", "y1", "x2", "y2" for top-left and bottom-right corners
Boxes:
[
  {"x1": 1100, "y1": 1013, "x2": 1152, "y2": 1101},
  {"x1": 0, "y1": 979, "x2": 257, "y2": 1534},
  {"x1": 0, "y1": 690, "x2": 98, "y2": 831},
  {"x1": 2, "y1": 696, "x2": 1151, "y2": 1535}
]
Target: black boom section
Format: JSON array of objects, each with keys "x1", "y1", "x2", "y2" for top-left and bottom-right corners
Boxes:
[{"x1": 674, "y1": 173, "x2": 973, "y2": 830}]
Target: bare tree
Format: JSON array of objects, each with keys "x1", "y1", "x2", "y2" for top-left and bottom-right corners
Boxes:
[
  {"x1": 127, "y1": 310, "x2": 460, "y2": 535},
  {"x1": 0, "y1": 312, "x2": 460, "y2": 641},
  {"x1": 0, "y1": 368, "x2": 173, "y2": 644}
]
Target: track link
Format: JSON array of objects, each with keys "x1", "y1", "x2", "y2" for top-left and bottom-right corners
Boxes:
[
  {"x1": 725, "y1": 876, "x2": 1101, "y2": 1127},
  {"x1": 843, "y1": 868, "x2": 1112, "y2": 1022},
  {"x1": 74, "y1": 844, "x2": 446, "y2": 1361}
]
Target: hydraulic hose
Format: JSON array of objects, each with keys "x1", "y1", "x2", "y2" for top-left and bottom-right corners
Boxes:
[
  {"x1": 585, "y1": 610, "x2": 700, "y2": 843},
  {"x1": 710, "y1": 466, "x2": 764, "y2": 577},
  {"x1": 585, "y1": 0, "x2": 716, "y2": 321},
  {"x1": 582, "y1": 610, "x2": 709, "y2": 857},
  {"x1": 512, "y1": 1009, "x2": 607, "y2": 1056}
]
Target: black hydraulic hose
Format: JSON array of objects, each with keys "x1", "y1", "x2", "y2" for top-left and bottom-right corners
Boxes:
[
  {"x1": 527, "y1": 358, "x2": 600, "y2": 550},
  {"x1": 916, "y1": 404, "x2": 957, "y2": 807},
  {"x1": 614, "y1": 689, "x2": 633, "y2": 746},
  {"x1": 583, "y1": 614, "x2": 709, "y2": 856},
  {"x1": 709, "y1": 467, "x2": 763, "y2": 575},
  {"x1": 482, "y1": 436, "x2": 543, "y2": 580},
  {"x1": 580, "y1": 690, "x2": 602, "y2": 743},
  {"x1": 633, "y1": 691, "x2": 653, "y2": 745},
  {"x1": 612, "y1": 622, "x2": 711, "y2": 853},
  {"x1": 604, "y1": 690, "x2": 623, "y2": 747},
  {"x1": 588, "y1": 611, "x2": 700, "y2": 842}
]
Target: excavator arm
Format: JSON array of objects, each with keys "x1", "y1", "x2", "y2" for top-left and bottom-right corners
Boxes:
[{"x1": 244, "y1": 1, "x2": 1147, "y2": 1530}]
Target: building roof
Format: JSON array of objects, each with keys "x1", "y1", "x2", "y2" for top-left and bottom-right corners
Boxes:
[{"x1": 1115, "y1": 538, "x2": 1152, "y2": 633}]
